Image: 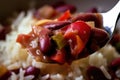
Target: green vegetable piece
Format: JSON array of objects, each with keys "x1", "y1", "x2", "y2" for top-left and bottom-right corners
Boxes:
[{"x1": 52, "y1": 33, "x2": 66, "y2": 49}]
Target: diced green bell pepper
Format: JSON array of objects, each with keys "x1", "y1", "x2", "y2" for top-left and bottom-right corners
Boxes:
[{"x1": 52, "y1": 33, "x2": 66, "y2": 49}]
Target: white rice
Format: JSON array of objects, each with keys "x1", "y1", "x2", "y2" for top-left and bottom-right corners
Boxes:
[
  {"x1": 115, "y1": 69, "x2": 120, "y2": 78},
  {"x1": 100, "y1": 65, "x2": 111, "y2": 79},
  {"x1": 8, "y1": 68, "x2": 34, "y2": 80},
  {"x1": 0, "y1": 9, "x2": 120, "y2": 80}
]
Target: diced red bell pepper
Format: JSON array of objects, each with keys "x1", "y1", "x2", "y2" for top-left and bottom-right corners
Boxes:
[
  {"x1": 64, "y1": 32, "x2": 84, "y2": 57},
  {"x1": 16, "y1": 34, "x2": 32, "y2": 47},
  {"x1": 65, "y1": 21, "x2": 91, "y2": 44},
  {"x1": 74, "y1": 35, "x2": 84, "y2": 56},
  {"x1": 58, "y1": 10, "x2": 71, "y2": 21},
  {"x1": 63, "y1": 21, "x2": 91, "y2": 57},
  {"x1": 50, "y1": 49, "x2": 66, "y2": 64}
]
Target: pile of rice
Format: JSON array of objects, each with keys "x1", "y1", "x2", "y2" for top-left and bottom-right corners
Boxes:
[{"x1": 0, "y1": 10, "x2": 120, "y2": 80}]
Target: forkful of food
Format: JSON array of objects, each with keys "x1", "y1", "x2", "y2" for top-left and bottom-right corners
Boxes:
[{"x1": 16, "y1": 0, "x2": 120, "y2": 64}]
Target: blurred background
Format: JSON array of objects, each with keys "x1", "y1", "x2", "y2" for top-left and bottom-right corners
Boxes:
[
  {"x1": 0, "y1": 0, "x2": 119, "y2": 32},
  {"x1": 0, "y1": 0, "x2": 119, "y2": 20},
  {"x1": 0, "y1": 0, "x2": 120, "y2": 32}
]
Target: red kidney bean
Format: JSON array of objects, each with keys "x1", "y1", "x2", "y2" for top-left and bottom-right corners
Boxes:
[
  {"x1": 110, "y1": 34, "x2": 120, "y2": 45},
  {"x1": 25, "y1": 66, "x2": 40, "y2": 77},
  {"x1": 39, "y1": 29, "x2": 52, "y2": 54},
  {"x1": 108, "y1": 58, "x2": 120, "y2": 79},
  {"x1": 109, "y1": 57, "x2": 120, "y2": 71},
  {"x1": 72, "y1": 13, "x2": 103, "y2": 28},
  {"x1": 55, "y1": 4, "x2": 76, "y2": 13},
  {"x1": 86, "y1": 66, "x2": 109, "y2": 80},
  {"x1": 43, "y1": 21, "x2": 71, "y2": 30},
  {"x1": 85, "y1": 28, "x2": 109, "y2": 54},
  {"x1": 110, "y1": 34, "x2": 120, "y2": 53},
  {"x1": 108, "y1": 70, "x2": 119, "y2": 80},
  {"x1": 90, "y1": 27, "x2": 109, "y2": 47},
  {"x1": 39, "y1": 35, "x2": 51, "y2": 54}
]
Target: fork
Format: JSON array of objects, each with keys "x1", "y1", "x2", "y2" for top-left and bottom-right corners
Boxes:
[{"x1": 101, "y1": 0, "x2": 120, "y2": 38}]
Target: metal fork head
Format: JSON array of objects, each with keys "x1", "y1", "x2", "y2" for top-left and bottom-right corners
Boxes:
[{"x1": 101, "y1": 1, "x2": 120, "y2": 37}]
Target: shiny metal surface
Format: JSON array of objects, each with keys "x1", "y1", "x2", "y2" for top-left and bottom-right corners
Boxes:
[{"x1": 101, "y1": 0, "x2": 120, "y2": 38}]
